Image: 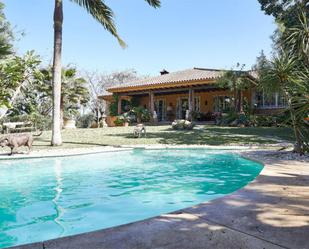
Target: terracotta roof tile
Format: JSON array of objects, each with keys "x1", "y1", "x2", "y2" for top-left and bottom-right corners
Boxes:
[{"x1": 107, "y1": 68, "x2": 257, "y2": 92}]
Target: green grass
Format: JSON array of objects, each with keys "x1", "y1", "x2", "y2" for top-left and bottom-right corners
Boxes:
[{"x1": 21, "y1": 125, "x2": 294, "y2": 151}]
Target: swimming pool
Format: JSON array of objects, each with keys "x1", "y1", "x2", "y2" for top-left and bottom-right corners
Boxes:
[{"x1": 0, "y1": 149, "x2": 262, "y2": 248}]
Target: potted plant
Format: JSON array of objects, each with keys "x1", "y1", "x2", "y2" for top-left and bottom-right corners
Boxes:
[
  {"x1": 132, "y1": 107, "x2": 150, "y2": 123},
  {"x1": 63, "y1": 108, "x2": 78, "y2": 129},
  {"x1": 121, "y1": 112, "x2": 132, "y2": 127},
  {"x1": 114, "y1": 117, "x2": 124, "y2": 126}
]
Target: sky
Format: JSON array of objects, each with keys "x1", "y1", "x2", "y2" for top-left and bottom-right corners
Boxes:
[{"x1": 3, "y1": 0, "x2": 276, "y2": 76}]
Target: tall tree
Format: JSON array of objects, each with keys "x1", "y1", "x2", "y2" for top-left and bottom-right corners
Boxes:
[
  {"x1": 258, "y1": 0, "x2": 308, "y2": 28},
  {"x1": 0, "y1": 2, "x2": 13, "y2": 59},
  {"x1": 84, "y1": 69, "x2": 139, "y2": 126},
  {"x1": 0, "y1": 51, "x2": 41, "y2": 118},
  {"x1": 257, "y1": 2, "x2": 309, "y2": 154},
  {"x1": 216, "y1": 64, "x2": 253, "y2": 113},
  {"x1": 41, "y1": 66, "x2": 89, "y2": 125},
  {"x1": 257, "y1": 53, "x2": 308, "y2": 154},
  {"x1": 51, "y1": 0, "x2": 161, "y2": 146},
  {"x1": 258, "y1": 0, "x2": 308, "y2": 49}
]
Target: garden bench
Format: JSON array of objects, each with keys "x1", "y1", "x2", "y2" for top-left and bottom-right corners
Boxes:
[{"x1": 2, "y1": 122, "x2": 35, "y2": 134}]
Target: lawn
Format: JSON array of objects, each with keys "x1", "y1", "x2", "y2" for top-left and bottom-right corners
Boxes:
[{"x1": 22, "y1": 125, "x2": 295, "y2": 151}]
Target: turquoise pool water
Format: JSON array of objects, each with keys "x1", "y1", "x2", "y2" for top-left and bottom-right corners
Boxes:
[{"x1": 0, "y1": 149, "x2": 262, "y2": 248}]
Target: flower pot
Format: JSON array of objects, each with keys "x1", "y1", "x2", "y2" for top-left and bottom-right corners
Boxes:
[
  {"x1": 124, "y1": 122, "x2": 130, "y2": 127},
  {"x1": 63, "y1": 119, "x2": 76, "y2": 129},
  {"x1": 106, "y1": 116, "x2": 117, "y2": 127}
]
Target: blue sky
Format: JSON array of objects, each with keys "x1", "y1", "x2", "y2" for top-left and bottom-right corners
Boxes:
[{"x1": 3, "y1": 0, "x2": 276, "y2": 76}]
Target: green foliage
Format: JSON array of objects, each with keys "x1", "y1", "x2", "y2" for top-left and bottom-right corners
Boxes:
[
  {"x1": 217, "y1": 64, "x2": 251, "y2": 91},
  {"x1": 250, "y1": 115, "x2": 277, "y2": 127},
  {"x1": 76, "y1": 113, "x2": 95, "y2": 128},
  {"x1": 130, "y1": 96, "x2": 140, "y2": 108},
  {"x1": 109, "y1": 94, "x2": 119, "y2": 116},
  {"x1": 27, "y1": 113, "x2": 52, "y2": 130},
  {"x1": 0, "y1": 51, "x2": 42, "y2": 115},
  {"x1": 191, "y1": 111, "x2": 202, "y2": 121},
  {"x1": 284, "y1": 11, "x2": 309, "y2": 67},
  {"x1": 114, "y1": 117, "x2": 124, "y2": 126},
  {"x1": 217, "y1": 111, "x2": 250, "y2": 127},
  {"x1": 70, "y1": 0, "x2": 160, "y2": 48},
  {"x1": 216, "y1": 110, "x2": 290, "y2": 128},
  {"x1": 118, "y1": 112, "x2": 133, "y2": 123},
  {"x1": 131, "y1": 106, "x2": 150, "y2": 123},
  {"x1": 256, "y1": 6, "x2": 309, "y2": 152},
  {"x1": 216, "y1": 64, "x2": 253, "y2": 113},
  {"x1": 0, "y1": 2, "x2": 13, "y2": 59},
  {"x1": 258, "y1": 0, "x2": 307, "y2": 27},
  {"x1": 256, "y1": 47, "x2": 309, "y2": 153},
  {"x1": 0, "y1": 113, "x2": 52, "y2": 131},
  {"x1": 40, "y1": 66, "x2": 90, "y2": 119}
]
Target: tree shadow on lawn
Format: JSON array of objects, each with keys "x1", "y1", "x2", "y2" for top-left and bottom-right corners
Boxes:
[
  {"x1": 109, "y1": 129, "x2": 276, "y2": 145},
  {"x1": 206, "y1": 126, "x2": 294, "y2": 142}
]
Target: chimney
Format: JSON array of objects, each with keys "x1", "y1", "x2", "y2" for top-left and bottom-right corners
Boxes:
[{"x1": 160, "y1": 69, "x2": 169, "y2": 75}]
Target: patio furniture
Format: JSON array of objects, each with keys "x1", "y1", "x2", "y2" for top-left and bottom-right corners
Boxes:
[{"x1": 2, "y1": 122, "x2": 35, "y2": 134}]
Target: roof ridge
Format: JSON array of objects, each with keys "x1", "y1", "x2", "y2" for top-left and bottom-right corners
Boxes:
[{"x1": 193, "y1": 67, "x2": 223, "y2": 72}]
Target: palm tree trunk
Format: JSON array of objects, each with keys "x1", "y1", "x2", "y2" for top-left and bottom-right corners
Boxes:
[
  {"x1": 290, "y1": 108, "x2": 302, "y2": 154},
  {"x1": 51, "y1": 0, "x2": 63, "y2": 146},
  {"x1": 233, "y1": 83, "x2": 237, "y2": 112},
  {"x1": 239, "y1": 90, "x2": 244, "y2": 113},
  {"x1": 285, "y1": 90, "x2": 303, "y2": 154},
  {"x1": 60, "y1": 97, "x2": 64, "y2": 129}
]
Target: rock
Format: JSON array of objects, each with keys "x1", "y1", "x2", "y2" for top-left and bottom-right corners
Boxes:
[{"x1": 172, "y1": 120, "x2": 194, "y2": 130}]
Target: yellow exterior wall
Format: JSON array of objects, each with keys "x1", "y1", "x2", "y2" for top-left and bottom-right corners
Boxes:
[{"x1": 137, "y1": 89, "x2": 252, "y2": 114}]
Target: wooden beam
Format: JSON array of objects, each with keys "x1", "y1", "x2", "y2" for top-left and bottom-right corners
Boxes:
[
  {"x1": 149, "y1": 91, "x2": 155, "y2": 114},
  {"x1": 117, "y1": 97, "x2": 122, "y2": 115},
  {"x1": 148, "y1": 91, "x2": 156, "y2": 123},
  {"x1": 119, "y1": 85, "x2": 221, "y2": 97},
  {"x1": 188, "y1": 88, "x2": 193, "y2": 113},
  {"x1": 109, "y1": 79, "x2": 216, "y2": 93}
]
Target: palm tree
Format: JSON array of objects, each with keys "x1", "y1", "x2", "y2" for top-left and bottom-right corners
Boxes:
[
  {"x1": 258, "y1": 53, "x2": 308, "y2": 154},
  {"x1": 216, "y1": 64, "x2": 252, "y2": 113},
  {"x1": 51, "y1": 0, "x2": 161, "y2": 145},
  {"x1": 42, "y1": 66, "x2": 89, "y2": 126}
]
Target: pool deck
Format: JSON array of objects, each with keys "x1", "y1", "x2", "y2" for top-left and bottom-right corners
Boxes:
[{"x1": 6, "y1": 146, "x2": 309, "y2": 249}]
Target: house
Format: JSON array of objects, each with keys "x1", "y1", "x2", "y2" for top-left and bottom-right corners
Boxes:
[{"x1": 100, "y1": 68, "x2": 287, "y2": 125}]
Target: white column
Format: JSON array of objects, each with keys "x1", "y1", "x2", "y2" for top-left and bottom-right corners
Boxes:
[{"x1": 188, "y1": 88, "x2": 194, "y2": 120}]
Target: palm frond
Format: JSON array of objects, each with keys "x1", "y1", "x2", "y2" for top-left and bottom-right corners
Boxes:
[
  {"x1": 70, "y1": 0, "x2": 126, "y2": 48},
  {"x1": 284, "y1": 10, "x2": 309, "y2": 65},
  {"x1": 144, "y1": 0, "x2": 161, "y2": 8}
]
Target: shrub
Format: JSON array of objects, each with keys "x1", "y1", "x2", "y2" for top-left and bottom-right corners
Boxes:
[
  {"x1": 76, "y1": 113, "x2": 95, "y2": 128},
  {"x1": 131, "y1": 107, "x2": 150, "y2": 123},
  {"x1": 191, "y1": 111, "x2": 202, "y2": 121},
  {"x1": 114, "y1": 117, "x2": 124, "y2": 126},
  {"x1": 118, "y1": 112, "x2": 134, "y2": 124},
  {"x1": 109, "y1": 95, "x2": 119, "y2": 116}
]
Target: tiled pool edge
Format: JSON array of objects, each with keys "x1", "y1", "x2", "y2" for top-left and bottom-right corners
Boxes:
[
  {"x1": 0, "y1": 147, "x2": 132, "y2": 160},
  {"x1": 5, "y1": 147, "x2": 309, "y2": 249}
]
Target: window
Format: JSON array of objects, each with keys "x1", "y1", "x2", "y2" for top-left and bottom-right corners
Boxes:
[
  {"x1": 254, "y1": 90, "x2": 287, "y2": 109},
  {"x1": 194, "y1": 97, "x2": 200, "y2": 112},
  {"x1": 277, "y1": 92, "x2": 287, "y2": 107},
  {"x1": 213, "y1": 96, "x2": 231, "y2": 112}
]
